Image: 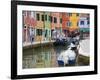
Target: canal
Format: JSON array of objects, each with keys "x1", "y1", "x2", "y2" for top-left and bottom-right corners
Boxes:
[{"x1": 23, "y1": 41, "x2": 89, "y2": 69}]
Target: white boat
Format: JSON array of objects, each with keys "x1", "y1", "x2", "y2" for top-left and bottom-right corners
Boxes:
[{"x1": 57, "y1": 43, "x2": 77, "y2": 66}]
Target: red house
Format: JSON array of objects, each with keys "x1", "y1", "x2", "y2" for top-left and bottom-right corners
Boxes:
[
  {"x1": 23, "y1": 11, "x2": 36, "y2": 43},
  {"x1": 62, "y1": 13, "x2": 69, "y2": 35}
]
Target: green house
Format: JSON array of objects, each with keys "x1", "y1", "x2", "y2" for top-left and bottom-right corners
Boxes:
[{"x1": 44, "y1": 12, "x2": 51, "y2": 41}]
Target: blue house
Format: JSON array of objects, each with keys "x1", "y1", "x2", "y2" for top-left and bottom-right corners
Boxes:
[{"x1": 78, "y1": 14, "x2": 90, "y2": 32}]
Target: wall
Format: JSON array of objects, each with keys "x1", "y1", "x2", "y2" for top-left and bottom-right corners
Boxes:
[{"x1": 0, "y1": 0, "x2": 99, "y2": 80}]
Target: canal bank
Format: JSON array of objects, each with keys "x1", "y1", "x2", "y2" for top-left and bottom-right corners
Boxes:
[{"x1": 23, "y1": 40, "x2": 55, "y2": 49}]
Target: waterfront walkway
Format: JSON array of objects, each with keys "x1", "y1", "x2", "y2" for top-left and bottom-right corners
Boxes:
[{"x1": 23, "y1": 40, "x2": 55, "y2": 47}]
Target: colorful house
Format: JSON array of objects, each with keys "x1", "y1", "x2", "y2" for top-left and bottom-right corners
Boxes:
[
  {"x1": 78, "y1": 14, "x2": 90, "y2": 32},
  {"x1": 44, "y1": 12, "x2": 51, "y2": 41},
  {"x1": 62, "y1": 13, "x2": 70, "y2": 35},
  {"x1": 68, "y1": 13, "x2": 80, "y2": 31},
  {"x1": 35, "y1": 12, "x2": 45, "y2": 42},
  {"x1": 23, "y1": 11, "x2": 36, "y2": 43},
  {"x1": 44, "y1": 51, "x2": 51, "y2": 67},
  {"x1": 51, "y1": 12, "x2": 62, "y2": 39}
]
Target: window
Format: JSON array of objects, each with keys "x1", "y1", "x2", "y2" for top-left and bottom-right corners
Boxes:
[
  {"x1": 77, "y1": 22, "x2": 79, "y2": 26},
  {"x1": 49, "y1": 30, "x2": 51, "y2": 35},
  {"x1": 68, "y1": 13, "x2": 72, "y2": 17},
  {"x1": 67, "y1": 22, "x2": 72, "y2": 27},
  {"x1": 54, "y1": 17, "x2": 57, "y2": 23},
  {"x1": 76, "y1": 13, "x2": 79, "y2": 16},
  {"x1": 45, "y1": 15, "x2": 47, "y2": 21},
  {"x1": 49, "y1": 16, "x2": 51, "y2": 21},
  {"x1": 69, "y1": 22, "x2": 72, "y2": 26},
  {"x1": 45, "y1": 30, "x2": 48, "y2": 37},
  {"x1": 80, "y1": 21, "x2": 84, "y2": 25},
  {"x1": 41, "y1": 15, "x2": 44, "y2": 21},
  {"x1": 87, "y1": 17, "x2": 89, "y2": 20},
  {"x1": 60, "y1": 18, "x2": 62, "y2": 23},
  {"x1": 67, "y1": 22, "x2": 69, "y2": 26},
  {"x1": 36, "y1": 13, "x2": 40, "y2": 21},
  {"x1": 87, "y1": 20, "x2": 89, "y2": 25},
  {"x1": 50, "y1": 16, "x2": 52, "y2": 22},
  {"x1": 36, "y1": 29, "x2": 42, "y2": 36}
]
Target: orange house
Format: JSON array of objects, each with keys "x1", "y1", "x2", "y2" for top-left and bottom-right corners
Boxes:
[
  {"x1": 51, "y1": 12, "x2": 62, "y2": 39},
  {"x1": 62, "y1": 13, "x2": 70, "y2": 34},
  {"x1": 51, "y1": 12, "x2": 60, "y2": 30}
]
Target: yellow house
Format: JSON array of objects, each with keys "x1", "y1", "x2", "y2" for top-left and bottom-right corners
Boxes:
[
  {"x1": 68, "y1": 13, "x2": 79, "y2": 31},
  {"x1": 35, "y1": 12, "x2": 45, "y2": 42}
]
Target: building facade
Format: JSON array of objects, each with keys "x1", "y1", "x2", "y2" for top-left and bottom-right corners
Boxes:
[
  {"x1": 23, "y1": 11, "x2": 36, "y2": 43},
  {"x1": 51, "y1": 12, "x2": 62, "y2": 39},
  {"x1": 78, "y1": 14, "x2": 90, "y2": 32},
  {"x1": 44, "y1": 12, "x2": 51, "y2": 41},
  {"x1": 62, "y1": 13, "x2": 70, "y2": 35},
  {"x1": 35, "y1": 12, "x2": 45, "y2": 42},
  {"x1": 68, "y1": 13, "x2": 80, "y2": 31},
  {"x1": 23, "y1": 11, "x2": 90, "y2": 44}
]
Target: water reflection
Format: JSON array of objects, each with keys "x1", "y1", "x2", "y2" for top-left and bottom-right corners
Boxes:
[
  {"x1": 23, "y1": 45, "x2": 68, "y2": 69},
  {"x1": 23, "y1": 43, "x2": 89, "y2": 69}
]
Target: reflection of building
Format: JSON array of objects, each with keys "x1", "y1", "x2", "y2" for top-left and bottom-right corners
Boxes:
[
  {"x1": 23, "y1": 11, "x2": 36, "y2": 43},
  {"x1": 44, "y1": 52, "x2": 51, "y2": 67},
  {"x1": 35, "y1": 52, "x2": 52, "y2": 68},
  {"x1": 79, "y1": 14, "x2": 90, "y2": 32},
  {"x1": 35, "y1": 53, "x2": 45, "y2": 68},
  {"x1": 68, "y1": 13, "x2": 79, "y2": 31},
  {"x1": 51, "y1": 47, "x2": 58, "y2": 67},
  {"x1": 23, "y1": 55, "x2": 36, "y2": 68},
  {"x1": 35, "y1": 12, "x2": 45, "y2": 42},
  {"x1": 44, "y1": 12, "x2": 51, "y2": 41}
]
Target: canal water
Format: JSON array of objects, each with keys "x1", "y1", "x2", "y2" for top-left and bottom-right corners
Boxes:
[{"x1": 23, "y1": 42, "x2": 89, "y2": 69}]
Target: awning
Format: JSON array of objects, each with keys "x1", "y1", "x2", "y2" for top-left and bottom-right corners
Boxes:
[{"x1": 79, "y1": 28, "x2": 90, "y2": 32}]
